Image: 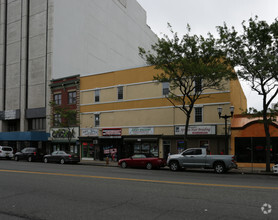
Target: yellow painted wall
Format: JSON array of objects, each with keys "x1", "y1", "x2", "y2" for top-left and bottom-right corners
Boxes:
[
  {"x1": 80, "y1": 65, "x2": 246, "y2": 138},
  {"x1": 81, "y1": 66, "x2": 159, "y2": 90},
  {"x1": 230, "y1": 78, "x2": 247, "y2": 114}
]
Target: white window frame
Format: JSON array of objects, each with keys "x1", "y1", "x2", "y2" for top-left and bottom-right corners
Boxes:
[
  {"x1": 95, "y1": 114, "x2": 100, "y2": 127},
  {"x1": 162, "y1": 82, "x2": 169, "y2": 96},
  {"x1": 118, "y1": 86, "x2": 123, "y2": 100},
  {"x1": 95, "y1": 89, "x2": 100, "y2": 103},
  {"x1": 194, "y1": 107, "x2": 203, "y2": 123}
]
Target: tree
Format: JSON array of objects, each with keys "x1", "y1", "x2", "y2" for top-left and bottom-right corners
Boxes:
[
  {"x1": 139, "y1": 24, "x2": 235, "y2": 149},
  {"x1": 217, "y1": 16, "x2": 278, "y2": 172},
  {"x1": 50, "y1": 102, "x2": 79, "y2": 150}
]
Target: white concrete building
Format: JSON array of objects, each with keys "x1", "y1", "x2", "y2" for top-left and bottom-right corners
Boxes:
[{"x1": 0, "y1": 0, "x2": 157, "y2": 150}]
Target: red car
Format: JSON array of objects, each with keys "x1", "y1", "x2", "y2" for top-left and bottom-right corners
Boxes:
[{"x1": 118, "y1": 154, "x2": 167, "y2": 170}]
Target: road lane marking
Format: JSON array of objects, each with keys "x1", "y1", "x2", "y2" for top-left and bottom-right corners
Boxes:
[{"x1": 0, "y1": 169, "x2": 277, "y2": 190}]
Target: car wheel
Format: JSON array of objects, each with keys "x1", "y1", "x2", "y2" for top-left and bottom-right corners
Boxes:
[
  {"x1": 27, "y1": 156, "x2": 32, "y2": 162},
  {"x1": 214, "y1": 162, "x2": 226, "y2": 174},
  {"x1": 60, "y1": 158, "x2": 65, "y2": 164},
  {"x1": 121, "y1": 161, "x2": 127, "y2": 168},
  {"x1": 14, "y1": 156, "x2": 19, "y2": 161},
  {"x1": 169, "y1": 161, "x2": 179, "y2": 171},
  {"x1": 44, "y1": 158, "x2": 48, "y2": 163},
  {"x1": 146, "y1": 162, "x2": 153, "y2": 170}
]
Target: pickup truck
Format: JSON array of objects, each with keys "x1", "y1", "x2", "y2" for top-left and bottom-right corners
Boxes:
[{"x1": 167, "y1": 148, "x2": 237, "y2": 173}]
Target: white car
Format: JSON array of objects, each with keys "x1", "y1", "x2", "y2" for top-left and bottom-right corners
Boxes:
[
  {"x1": 0, "y1": 146, "x2": 14, "y2": 159},
  {"x1": 272, "y1": 164, "x2": 278, "y2": 174}
]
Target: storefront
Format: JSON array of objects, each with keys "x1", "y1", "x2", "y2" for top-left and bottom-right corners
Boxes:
[
  {"x1": 0, "y1": 131, "x2": 50, "y2": 153},
  {"x1": 231, "y1": 115, "x2": 278, "y2": 166},
  {"x1": 80, "y1": 128, "x2": 122, "y2": 161},
  {"x1": 174, "y1": 125, "x2": 225, "y2": 154},
  {"x1": 49, "y1": 127, "x2": 79, "y2": 155}
]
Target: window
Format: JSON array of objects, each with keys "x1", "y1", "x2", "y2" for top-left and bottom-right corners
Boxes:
[
  {"x1": 182, "y1": 149, "x2": 202, "y2": 155},
  {"x1": 28, "y1": 118, "x2": 46, "y2": 131},
  {"x1": 118, "y1": 86, "x2": 123, "y2": 100},
  {"x1": 162, "y1": 82, "x2": 169, "y2": 96},
  {"x1": 195, "y1": 107, "x2": 203, "y2": 122},
  {"x1": 195, "y1": 78, "x2": 202, "y2": 93},
  {"x1": 95, "y1": 89, "x2": 100, "y2": 103},
  {"x1": 68, "y1": 91, "x2": 76, "y2": 104},
  {"x1": 54, "y1": 93, "x2": 61, "y2": 105},
  {"x1": 54, "y1": 114, "x2": 61, "y2": 126},
  {"x1": 95, "y1": 114, "x2": 100, "y2": 127}
]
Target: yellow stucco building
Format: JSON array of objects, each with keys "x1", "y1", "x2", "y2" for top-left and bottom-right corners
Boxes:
[{"x1": 79, "y1": 66, "x2": 246, "y2": 161}]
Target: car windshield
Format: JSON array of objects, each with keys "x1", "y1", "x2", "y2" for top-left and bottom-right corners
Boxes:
[
  {"x1": 132, "y1": 154, "x2": 146, "y2": 159},
  {"x1": 2, "y1": 147, "x2": 12, "y2": 151}
]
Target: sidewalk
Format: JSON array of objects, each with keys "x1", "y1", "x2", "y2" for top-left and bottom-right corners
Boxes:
[{"x1": 79, "y1": 160, "x2": 276, "y2": 175}]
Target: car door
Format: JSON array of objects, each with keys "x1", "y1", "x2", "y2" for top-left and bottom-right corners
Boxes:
[
  {"x1": 131, "y1": 154, "x2": 146, "y2": 167},
  {"x1": 181, "y1": 149, "x2": 205, "y2": 167},
  {"x1": 51, "y1": 151, "x2": 60, "y2": 162},
  {"x1": 189, "y1": 149, "x2": 206, "y2": 167}
]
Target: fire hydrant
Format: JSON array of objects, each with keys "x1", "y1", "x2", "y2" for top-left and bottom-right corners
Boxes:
[{"x1": 106, "y1": 156, "x2": 109, "y2": 165}]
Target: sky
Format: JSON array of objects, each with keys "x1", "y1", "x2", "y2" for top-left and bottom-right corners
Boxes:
[{"x1": 136, "y1": 0, "x2": 278, "y2": 110}]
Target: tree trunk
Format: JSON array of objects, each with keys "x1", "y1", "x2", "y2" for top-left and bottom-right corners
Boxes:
[
  {"x1": 263, "y1": 118, "x2": 271, "y2": 172},
  {"x1": 183, "y1": 109, "x2": 192, "y2": 150}
]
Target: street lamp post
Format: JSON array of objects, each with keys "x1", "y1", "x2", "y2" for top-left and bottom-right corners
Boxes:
[{"x1": 217, "y1": 106, "x2": 234, "y2": 155}]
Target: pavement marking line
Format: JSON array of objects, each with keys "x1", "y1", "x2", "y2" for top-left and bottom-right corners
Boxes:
[{"x1": 0, "y1": 169, "x2": 277, "y2": 190}]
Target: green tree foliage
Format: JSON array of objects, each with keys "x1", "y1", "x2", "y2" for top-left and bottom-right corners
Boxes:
[
  {"x1": 217, "y1": 16, "x2": 278, "y2": 171},
  {"x1": 139, "y1": 24, "x2": 235, "y2": 148},
  {"x1": 50, "y1": 101, "x2": 79, "y2": 148}
]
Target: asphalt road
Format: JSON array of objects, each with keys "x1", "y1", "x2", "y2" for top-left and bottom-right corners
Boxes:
[{"x1": 0, "y1": 160, "x2": 277, "y2": 220}]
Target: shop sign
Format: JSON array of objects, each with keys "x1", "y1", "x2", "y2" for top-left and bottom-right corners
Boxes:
[
  {"x1": 0, "y1": 110, "x2": 17, "y2": 120},
  {"x1": 50, "y1": 127, "x2": 79, "y2": 139},
  {"x1": 129, "y1": 127, "x2": 154, "y2": 135},
  {"x1": 81, "y1": 128, "x2": 99, "y2": 137},
  {"x1": 175, "y1": 125, "x2": 216, "y2": 135},
  {"x1": 103, "y1": 147, "x2": 117, "y2": 154},
  {"x1": 102, "y1": 128, "x2": 122, "y2": 136}
]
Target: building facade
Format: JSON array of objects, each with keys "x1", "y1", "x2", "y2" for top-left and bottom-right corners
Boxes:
[
  {"x1": 0, "y1": 0, "x2": 157, "y2": 151},
  {"x1": 49, "y1": 75, "x2": 80, "y2": 155},
  {"x1": 79, "y1": 66, "x2": 247, "y2": 161},
  {"x1": 231, "y1": 115, "x2": 278, "y2": 167}
]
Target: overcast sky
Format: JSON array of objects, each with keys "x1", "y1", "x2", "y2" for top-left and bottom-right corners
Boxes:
[{"x1": 137, "y1": 0, "x2": 278, "y2": 110}]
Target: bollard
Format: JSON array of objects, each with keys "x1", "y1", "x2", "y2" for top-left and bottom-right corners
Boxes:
[{"x1": 106, "y1": 156, "x2": 109, "y2": 165}]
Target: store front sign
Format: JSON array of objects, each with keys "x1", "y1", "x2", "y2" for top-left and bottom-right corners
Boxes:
[
  {"x1": 50, "y1": 127, "x2": 79, "y2": 139},
  {"x1": 102, "y1": 128, "x2": 122, "y2": 136},
  {"x1": 175, "y1": 125, "x2": 216, "y2": 135},
  {"x1": 129, "y1": 127, "x2": 154, "y2": 135},
  {"x1": 81, "y1": 128, "x2": 99, "y2": 137}
]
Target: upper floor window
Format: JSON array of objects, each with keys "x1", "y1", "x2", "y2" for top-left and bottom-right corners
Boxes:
[
  {"x1": 54, "y1": 114, "x2": 61, "y2": 126},
  {"x1": 28, "y1": 118, "x2": 46, "y2": 131},
  {"x1": 195, "y1": 78, "x2": 202, "y2": 93},
  {"x1": 54, "y1": 93, "x2": 61, "y2": 105},
  {"x1": 68, "y1": 91, "x2": 76, "y2": 104},
  {"x1": 95, "y1": 114, "x2": 100, "y2": 127},
  {"x1": 195, "y1": 107, "x2": 203, "y2": 122},
  {"x1": 118, "y1": 86, "x2": 123, "y2": 100},
  {"x1": 95, "y1": 89, "x2": 100, "y2": 103},
  {"x1": 162, "y1": 82, "x2": 170, "y2": 96}
]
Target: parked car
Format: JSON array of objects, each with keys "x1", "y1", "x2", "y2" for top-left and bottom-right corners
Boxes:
[
  {"x1": 14, "y1": 147, "x2": 44, "y2": 162},
  {"x1": 0, "y1": 146, "x2": 14, "y2": 159},
  {"x1": 118, "y1": 154, "x2": 167, "y2": 170},
  {"x1": 43, "y1": 151, "x2": 80, "y2": 164},
  {"x1": 167, "y1": 148, "x2": 238, "y2": 173}
]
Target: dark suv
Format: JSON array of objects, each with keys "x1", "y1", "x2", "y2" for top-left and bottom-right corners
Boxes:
[{"x1": 14, "y1": 147, "x2": 44, "y2": 162}]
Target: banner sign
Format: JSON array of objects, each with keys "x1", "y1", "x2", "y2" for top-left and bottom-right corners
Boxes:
[
  {"x1": 81, "y1": 128, "x2": 99, "y2": 137},
  {"x1": 50, "y1": 127, "x2": 79, "y2": 139},
  {"x1": 129, "y1": 127, "x2": 154, "y2": 135},
  {"x1": 175, "y1": 125, "x2": 216, "y2": 135},
  {"x1": 102, "y1": 128, "x2": 122, "y2": 136}
]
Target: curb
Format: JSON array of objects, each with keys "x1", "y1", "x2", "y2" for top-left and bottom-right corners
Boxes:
[{"x1": 79, "y1": 162, "x2": 277, "y2": 175}]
